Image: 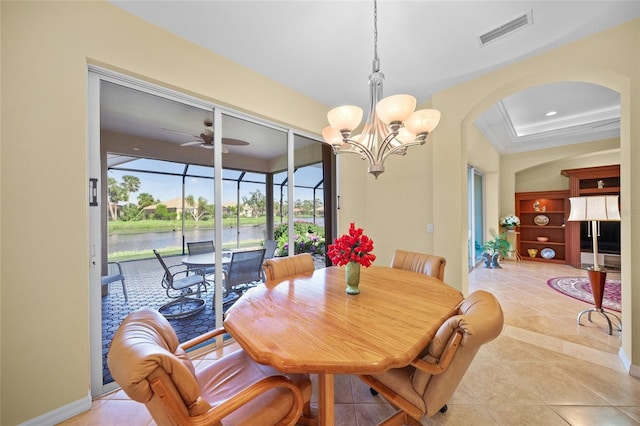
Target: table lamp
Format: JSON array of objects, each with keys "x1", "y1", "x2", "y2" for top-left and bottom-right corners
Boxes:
[{"x1": 567, "y1": 195, "x2": 621, "y2": 334}]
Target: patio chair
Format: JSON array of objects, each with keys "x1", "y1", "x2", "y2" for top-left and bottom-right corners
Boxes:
[
  {"x1": 359, "y1": 290, "x2": 504, "y2": 425},
  {"x1": 187, "y1": 240, "x2": 215, "y2": 276},
  {"x1": 391, "y1": 249, "x2": 447, "y2": 281},
  {"x1": 101, "y1": 261, "x2": 128, "y2": 301},
  {"x1": 263, "y1": 239, "x2": 277, "y2": 260},
  {"x1": 187, "y1": 240, "x2": 215, "y2": 255},
  {"x1": 107, "y1": 307, "x2": 314, "y2": 426},
  {"x1": 223, "y1": 248, "x2": 266, "y2": 295},
  {"x1": 153, "y1": 249, "x2": 208, "y2": 319},
  {"x1": 263, "y1": 253, "x2": 315, "y2": 282}
]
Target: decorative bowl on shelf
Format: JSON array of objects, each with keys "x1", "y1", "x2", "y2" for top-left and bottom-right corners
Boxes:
[
  {"x1": 536, "y1": 236, "x2": 549, "y2": 242},
  {"x1": 534, "y1": 215, "x2": 550, "y2": 226},
  {"x1": 541, "y1": 248, "x2": 556, "y2": 259}
]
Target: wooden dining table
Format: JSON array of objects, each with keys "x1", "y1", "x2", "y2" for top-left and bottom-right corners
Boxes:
[{"x1": 223, "y1": 265, "x2": 464, "y2": 426}]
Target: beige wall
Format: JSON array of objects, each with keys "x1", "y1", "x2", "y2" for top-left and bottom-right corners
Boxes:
[
  {"x1": 338, "y1": 135, "x2": 437, "y2": 267},
  {"x1": 342, "y1": 13, "x2": 639, "y2": 380},
  {"x1": 1, "y1": 1, "x2": 639, "y2": 424},
  {"x1": 503, "y1": 139, "x2": 620, "y2": 210},
  {"x1": 444, "y1": 19, "x2": 639, "y2": 369},
  {"x1": 0, "y1": 2, "x2": 327, "y2": 424},
  {"x1": 514, "y1": 147, "x2": 620, "y2": 193}
]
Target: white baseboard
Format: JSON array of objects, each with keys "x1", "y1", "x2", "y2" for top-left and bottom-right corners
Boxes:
[
  {"x1": 19, "y1": 391, "x2": 91, "y2": 426},
  {"x1": 618, "y1": 347, "x2": 640, "y2": 378},
  {"x1": 619, "y1": 347, "x2": 631, "y2": 371}
]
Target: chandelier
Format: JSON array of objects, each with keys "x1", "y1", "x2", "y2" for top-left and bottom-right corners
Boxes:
[{"x1": 322, "y1": 0, "x2": 441, "y2": 179}]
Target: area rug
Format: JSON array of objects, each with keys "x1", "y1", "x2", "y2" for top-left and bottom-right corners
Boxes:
[{"x1": 547, "y1": 277, "x2": 621, "y2": 312}]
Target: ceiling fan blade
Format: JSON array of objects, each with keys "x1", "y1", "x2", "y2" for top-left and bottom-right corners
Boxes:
[
  {"x1": 221, "y1": 137, "x2": 250, "y2": 146},
  {"x1": 200, "y1": 143, "x2": 230, "y2": 153},
  {"x1": 180, "y1": 140, "x2": 203, "y2": 146},
  {"x1": 162, "y1": 128, "x2": 201, "y2": 138}
]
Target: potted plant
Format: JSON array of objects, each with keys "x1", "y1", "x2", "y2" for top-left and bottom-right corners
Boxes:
[{"x1": 482, "y1": 228, "x2": 511, "y2": 268}]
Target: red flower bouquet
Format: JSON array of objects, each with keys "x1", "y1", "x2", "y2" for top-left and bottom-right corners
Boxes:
[{"x1": 327, "y1": 223, "x2": 376, "y2": 267}]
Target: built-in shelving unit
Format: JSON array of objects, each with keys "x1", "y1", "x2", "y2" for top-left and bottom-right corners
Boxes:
[
  {"x1": 515, "y1": 190, "x2": 569, "y2": 264},
  {"x1": 561, "y1": 164, "x2": 620, "y2": 268}
]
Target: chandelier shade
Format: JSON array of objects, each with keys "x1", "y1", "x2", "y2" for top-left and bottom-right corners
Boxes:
[
  {"x1": 375, "y1": 94, "x2": 416, "y2": 125},
  {"x1": 405, "y1": 109, "x2": 442, "y2": 135},
  {"x1": 321, "y1": 0, "x2": 441, "y2": 178},
  {"x1": 327, "y1": 106, "x2": 363, "y2": 133}
]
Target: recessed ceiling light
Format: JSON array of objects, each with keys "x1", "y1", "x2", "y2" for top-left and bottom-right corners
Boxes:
[
  {"x1": 132, "y1": 147, "x2": 140, "y2": 151},
  {"x1": 546, "y1": 111, "x2": 557, "y2": 117}
]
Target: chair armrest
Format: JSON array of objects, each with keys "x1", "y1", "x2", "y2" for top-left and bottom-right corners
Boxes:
[
  {"x1": 166, "y1": 264, "x2": 189, "y2": 272},
  {"x1": 179, "y1": 327, "x2": 228, "y2": 351},
  {"x1": 410, "y1": 330, "x2": 463, "y2": 375},
  {"x1": 169, "y1": 264, "x2": 205, "y2": 279},
  {"x1": 107, "y1": 261, "x2": 124, "y2": 275},
  {"x1": 149, "y1": 374, "x2": 303, "y2": 425},
  {"x1": 212, "y1": 375, "x2": 304, "y2": 424}
]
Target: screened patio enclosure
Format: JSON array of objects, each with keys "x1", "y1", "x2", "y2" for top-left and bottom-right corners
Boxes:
[
  {"x1": 106, "y1": 156, "x2": 330, "y2": 261},
  {"x1": 93, "y1": 75, "x2": 336, "y2": 394},
  {"x1": 100, "y1": 80, "x2": 335, "y2": 267}
]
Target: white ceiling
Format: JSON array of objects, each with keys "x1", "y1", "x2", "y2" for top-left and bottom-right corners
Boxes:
[{"x1": 104, "y1": 1, "x2": 640, "y2": 155}]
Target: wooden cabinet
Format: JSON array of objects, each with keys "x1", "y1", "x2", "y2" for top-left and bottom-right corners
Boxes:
[
  {"x1": 515, "y1": 190, "x2": 569, "y2": 264},
  {"x1": 561, "y1": 164, "x2": 620, "y2": 268}
]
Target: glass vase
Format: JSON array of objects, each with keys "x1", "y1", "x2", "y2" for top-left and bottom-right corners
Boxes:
[{"x1": 345, "y1": 261, "x2": 361, "y2": 295}]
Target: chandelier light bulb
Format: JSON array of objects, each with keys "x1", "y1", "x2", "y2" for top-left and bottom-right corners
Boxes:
[
  {"x1": 375, "y1": 94, "x2": 416, "y2": 125},
  {"x1": 327, "y1": 105, "x2": 363, "y2": 133}
]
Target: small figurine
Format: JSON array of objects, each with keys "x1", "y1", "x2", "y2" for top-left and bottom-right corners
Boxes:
[{"x1": 483, "y1": 252, "x2": 492, "y2": 268}]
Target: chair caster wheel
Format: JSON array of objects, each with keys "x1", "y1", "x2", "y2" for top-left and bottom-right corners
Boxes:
[
  {"x1": 369, "y1": 387, "x2": 379, "y2": 396},
  {"x1": 439, "y1": 404, "x2": 448, "y2": 413}
]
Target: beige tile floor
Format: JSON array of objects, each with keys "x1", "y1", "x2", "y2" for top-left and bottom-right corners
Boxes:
[{"x1": 60, "y1": 260, "x2": 640, "y2": 425}]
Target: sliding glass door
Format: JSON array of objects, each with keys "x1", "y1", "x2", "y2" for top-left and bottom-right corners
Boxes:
[
  {"x1": 89, "y1": 68, "x2": 334, "y2": 397},
  {"x1": 468, "y1": 166, "x2": 485, "y2": 269}
]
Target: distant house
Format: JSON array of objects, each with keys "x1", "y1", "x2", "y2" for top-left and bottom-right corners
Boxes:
[
  {"x1": 142, "y1": 197, "x2": 186, "y2": 219},
  {"x1": 222, "y1": 202, "x2": 252, "y2": 217},
  {"x1": 140, "y1": 199, "x2": 263, "y2": 219}
]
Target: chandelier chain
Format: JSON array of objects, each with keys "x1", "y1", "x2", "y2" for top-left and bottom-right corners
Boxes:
[{"x1": 373, "y1": 0, "x2": 379, "y2": 72}]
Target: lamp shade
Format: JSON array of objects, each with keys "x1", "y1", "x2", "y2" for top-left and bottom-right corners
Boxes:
[
  {"x1": 327, "y1": 105, "x2": 363, "y2": 132},
  {"x1": 375, "y1": 94, "x2": 416, "y2": 124},
  {"x1": 404, "y1": 109, "x2": 441, "y2": 135},
  {"x1": 395, "y1": 127, "x2": 416, "y2": 144},
  {"x1": 322, "y1": 126, "x2": 344, "y2": 146},
  {"x1": 567, "y1": 196, "x2": 621, "y2": 222}
]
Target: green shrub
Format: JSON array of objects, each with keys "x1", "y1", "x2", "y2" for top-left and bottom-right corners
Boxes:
[{"x1": 274, "y1": 222, "x2": 326, "y2": 256}]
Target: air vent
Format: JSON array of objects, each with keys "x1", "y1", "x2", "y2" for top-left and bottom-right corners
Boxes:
[{"x1": 478, "y1": 9, "x2": 533, "y2": 46}]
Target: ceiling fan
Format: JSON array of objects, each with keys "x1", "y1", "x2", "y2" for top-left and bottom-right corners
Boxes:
[{"x1": 163, "y1": 119, "x2": 250, "y2": 151}]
